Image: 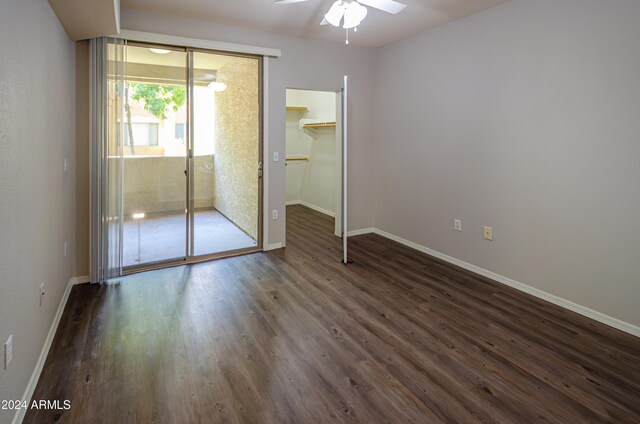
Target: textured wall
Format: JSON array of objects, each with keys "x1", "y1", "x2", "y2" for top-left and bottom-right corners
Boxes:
[
  {"x1": 373, "y1": 0, "x2": 640, "y2": 327},
  {"x1": 0, "y1": 0, "x2": 75, "y2": 421},
  {"x1": 124, "y1": 155, "x2": 214, "y2": 215},
  {"x1": 213, "y1": 57, "x2": 260, "y2": 240}
]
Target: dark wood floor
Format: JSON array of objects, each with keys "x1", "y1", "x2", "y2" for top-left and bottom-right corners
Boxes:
[{"x1": 26, "y1": 205, "x2": 640, "y2": 423}]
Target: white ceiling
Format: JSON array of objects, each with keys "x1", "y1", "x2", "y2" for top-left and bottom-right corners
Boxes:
[{"x1": 121, "y1": 0, "x2": 510, "y2": 47}]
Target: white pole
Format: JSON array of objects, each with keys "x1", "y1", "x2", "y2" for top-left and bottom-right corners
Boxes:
[{"x1": 343, "y1": 75, "x2": 348, "y2": 264}]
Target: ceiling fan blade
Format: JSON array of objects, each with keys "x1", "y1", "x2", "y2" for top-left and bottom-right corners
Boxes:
[
  {"x1": 357, "y1": 0, "x2": 406, "y2": 14},
  {"x1": 324, "y1": 1, "x2": 345, "y2": 27},
  {"x1": 320, "y1": 17, "x2": 329, "y2": 25},
  {"x1": 274, "y1": 0, "x2": 310, "y2": 4}
]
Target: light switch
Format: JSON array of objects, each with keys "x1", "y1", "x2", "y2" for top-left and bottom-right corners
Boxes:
[{"x1": 273, "y1": 152, "x2": 279, "y2": 162}]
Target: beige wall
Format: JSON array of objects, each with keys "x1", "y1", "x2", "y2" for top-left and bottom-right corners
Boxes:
[
  {"x1": 213, "y1": 57, "x2": 260, "y2": 239},
  {"x1": 124, "y1": 155, "x2": 214, "y2": 215},
  {"x1": 0, "y1": 0, "x2": 76, "y2": 421},
  {"x1": 123, "y1": 145, "x2": 164, "y2": 156},
  {"x1": 373, "y1": 0, "x2": 640, "y2": 327}
]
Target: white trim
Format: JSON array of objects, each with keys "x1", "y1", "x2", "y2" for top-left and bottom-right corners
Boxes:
[
  {"x1": 114, "y1": 0, "x2": 121, "y2": 33},
  {"x1": 264, "y1": 242, "x2": 284, "y2": 251},
  {"x1": 347, "y1": 228, "x2": 375, "y2": 237},
  {"x1": 262, "y1": 57, "x2": 270, "y2": 250},
  {"x1": 70, "y1": 275, "x2": 90, "y2": 285},
  {"x1": 112, "y1": 30, "x2": 282, "y2": 57},
  {"x1": 366, "y1": 228, "x2": 640, "y2": 338},
  {"x1": 12, "y1": 277, "x2": 78, "y2": 424},
  {"x1": 334, "y1": 88, "x2": 343, "y2": 238},
  {"x1": 302, "y1": 202, "x2": 335, "y2": 218},
  {"x1": 286, "y1": 200, "x2": 335, "y2": 218}
]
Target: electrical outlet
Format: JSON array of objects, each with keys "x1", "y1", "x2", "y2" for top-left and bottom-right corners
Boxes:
[
  {"x1": 273, "y1": 151, "x2": 279, "y2": 162},
  {"x1": 40, "y1": 283, "x2": 45, "y2": 307},
  {"x1": 272, "y1": 209, "x2": 278, "y2": 220},
  {"x1": 454, "y1": 219, "x2": 462, "y2": 232},
  {"x1": 484, "y1": 226, "x2": 493, "y2": 241},
  {"x1": 64, "y1": 241, "x2": 68, "y2": 257},
  {"x1": 4, "y1": 335, "x2": 12, "y2": 369}
]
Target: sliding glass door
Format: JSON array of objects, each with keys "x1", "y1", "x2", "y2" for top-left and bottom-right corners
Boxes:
[
  {"x1": 106, "y1": 41, "x2": 262, "y2": 273},
  {"x1": 189, "y1": 51, "x2": 261, "y2": 258},
  {"x1": 121, "y1": 44, "x2": 188, "y2": 267}
]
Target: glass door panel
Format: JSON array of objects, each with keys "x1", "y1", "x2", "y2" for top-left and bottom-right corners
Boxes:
[
  {"x1": 122, "y1": 44, "x2": 188, "y2": 267},
  {"x1": 190, "y1": 51, "x2": 261, "y2": 257}
]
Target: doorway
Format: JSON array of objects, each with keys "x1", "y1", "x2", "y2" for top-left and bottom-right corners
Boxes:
[
  {"x1": 118, "y1": 42, "x2": 262, "y2": 271},
  {"x1": 285, "y1": 88, "x2": 343, "y2": 243}
]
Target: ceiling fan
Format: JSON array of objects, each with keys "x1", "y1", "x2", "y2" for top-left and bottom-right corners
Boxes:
[{"x1": 275, "y1": 0, "x2": 407, "y2": 30}]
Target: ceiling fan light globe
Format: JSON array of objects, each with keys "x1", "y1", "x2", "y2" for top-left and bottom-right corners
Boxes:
[
  {"x1": 325, "y1": 0, "x2": 345, "y2": 27},
  {"x1": 343, "y1": 2, "x2": 367, "y2": 29}
]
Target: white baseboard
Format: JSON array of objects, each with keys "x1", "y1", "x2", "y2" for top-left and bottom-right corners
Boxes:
[
  {"x1": 70, "y1": 275, "x2": 90, "y2": 285},
  {"x1": 347, "y1": 228, "x2": 375, "y2": 237},
  {"x1": 264, "y1": 242, "x2": 284, "y2": 251},
  {"x1": 12, "y1": 275, "x2": 83, "y2": 424},
  {"x1": 286, "y1": 200, "x2": 335, "y2": 218},
  {"x1": 349, "y1": 228, "x2": 640, "y2": 338}
]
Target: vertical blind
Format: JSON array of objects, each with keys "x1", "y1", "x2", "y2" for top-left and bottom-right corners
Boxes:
[{"x1": 90, "y1": 37, "x2": 125, "y2": 282}]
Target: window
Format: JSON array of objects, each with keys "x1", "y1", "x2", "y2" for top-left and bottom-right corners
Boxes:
[
  {"x1": 175, "y1": 123, "x2": 185, "y2": 142},
  {"x1": 124, "y1": 123, "x2": 159, "y2": 146}
]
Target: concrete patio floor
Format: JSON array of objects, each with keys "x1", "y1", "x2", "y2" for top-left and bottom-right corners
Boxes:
[{"x1": 123, "y1": 209, "x2": 257, "y2": 266}]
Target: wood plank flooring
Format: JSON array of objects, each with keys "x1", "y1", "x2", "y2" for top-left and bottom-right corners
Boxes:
[{"x1": 25, "y1": 205, "x2": 640, "y2": 423}]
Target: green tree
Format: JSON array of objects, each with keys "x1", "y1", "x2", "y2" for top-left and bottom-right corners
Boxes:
[
  {"x1": 130, "y1": 83, "x2": 186, "y2": 120},
  {"x1": 124, "y1": 83, "x2": 186, "y2": 153}
]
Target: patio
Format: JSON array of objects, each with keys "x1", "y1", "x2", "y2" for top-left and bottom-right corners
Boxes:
[{"x1": 123, "y1": 209, "x2": 257, "y2": 266}]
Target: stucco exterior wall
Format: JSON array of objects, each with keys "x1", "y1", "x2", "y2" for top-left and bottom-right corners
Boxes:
[
  {"x1": 213, "y1": 56, "x2": 260, "y2": 239},
  {"x1": 124, "y1": 155, "x2": 214, "y2": 215}
]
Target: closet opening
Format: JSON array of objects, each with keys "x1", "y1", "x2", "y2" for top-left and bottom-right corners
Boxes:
[{"x1": 285, "y1": 88, "x2": 343, "y2": 248}]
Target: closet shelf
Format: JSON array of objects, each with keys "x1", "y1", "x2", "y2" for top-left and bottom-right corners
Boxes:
[
  {"x1": 303, "y1": 122, "x2": 336, "y2": 129},
  {"x1": 286, "y1": 106, "x2": 308, "y2": 112}
]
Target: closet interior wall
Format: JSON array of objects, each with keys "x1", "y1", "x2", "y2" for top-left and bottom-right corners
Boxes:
[{"x1": 285, "y1": 89, "x2": 337, "y2": 217}]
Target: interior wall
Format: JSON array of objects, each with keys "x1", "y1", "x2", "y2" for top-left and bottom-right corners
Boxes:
[
  {"x1": 286, "y1": 89, "x2": 337, "y2": 216},
  {"x1": 373, "y1": 0, "x2": 640, "y2": 327},
  {"x1": 0, "y1": 0, "x2": 76, "y2": 420},
  {"x1": 287, "y1": 89, "x2": 336, "y2": 122},
  {"x1": 120, "y1": 9, "x2": 375, "y2": 249},
  {"x1": 285, "y1": 109, "x2": 307, "y2": 204},
  {"x1": 213, "y1": 57, "x2": 260, "y2": 240}
]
